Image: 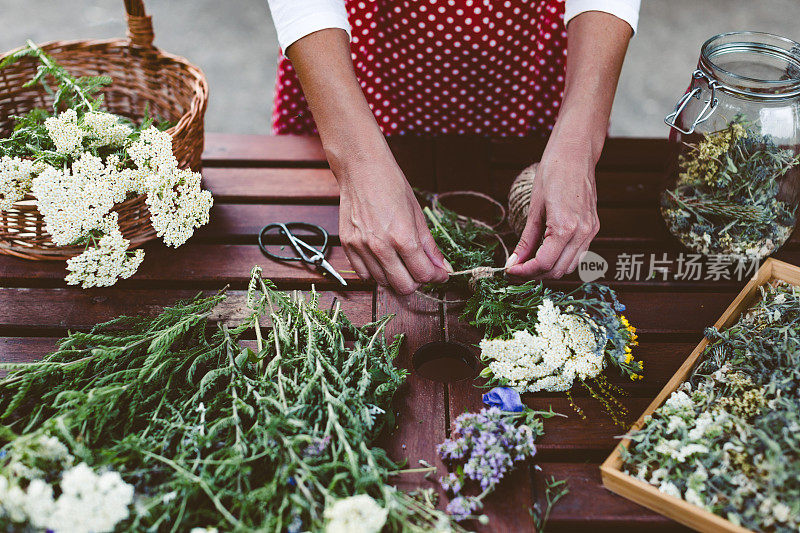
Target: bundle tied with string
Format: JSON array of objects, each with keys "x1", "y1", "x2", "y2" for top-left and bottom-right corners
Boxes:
[
  {"x1": 418, "y1": 190, "x2": 508, "y2": 303},
  {"x1": 508, "y1": 162, "x2": 538, "y2": 236}
]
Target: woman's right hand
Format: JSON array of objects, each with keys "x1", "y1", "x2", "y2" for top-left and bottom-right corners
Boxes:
[
  {"x1": 285, "y1": 28, "x2": 450, "y2": 293},
  {"x1": 336, "y1": 153, "x2": 451, "y2": 294}
]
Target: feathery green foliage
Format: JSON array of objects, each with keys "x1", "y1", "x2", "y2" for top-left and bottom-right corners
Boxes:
[{"x1": 0, "y1": 268, "x2": 463, "y2": 531}]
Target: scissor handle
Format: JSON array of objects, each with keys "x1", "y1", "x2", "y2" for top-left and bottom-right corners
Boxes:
[{"x1": 258, "y1": 222, "x2": 330, "y2": 262}]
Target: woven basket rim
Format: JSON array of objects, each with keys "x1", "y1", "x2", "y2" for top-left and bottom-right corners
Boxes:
[{"x1": 0, "y1": 37, "x2": 209, "y2": 136}]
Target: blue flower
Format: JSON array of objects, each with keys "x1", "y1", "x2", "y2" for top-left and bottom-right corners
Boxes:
[
  {"x1": 482, "y1": 387, "x2": 525, "y2": 412},
  {"x1": 0, "y1": 449, "x2": 6, "y2": 460}
]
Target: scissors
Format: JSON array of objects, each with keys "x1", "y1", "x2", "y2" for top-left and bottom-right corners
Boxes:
[{"x1": 258, "y1": 222, "x2": 348, "y2": 287}]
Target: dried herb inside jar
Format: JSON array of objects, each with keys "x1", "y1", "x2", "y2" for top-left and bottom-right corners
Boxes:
[{"x1": 660, "y1": 116, "x2": 799, "y2": 258}]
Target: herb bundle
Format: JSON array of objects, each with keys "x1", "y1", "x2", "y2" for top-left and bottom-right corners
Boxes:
[
  {"x1": 437, "y1": 403, "x2": 552, "y2": 521},
  {"x1": 660, "y1": 116, "x2": 799, "y2": 259},
  {"x1": 0, "y1": 267, "x2": 462, "y2": 532},
  {"x1": 421, "y1": 195, "x2": 641, "y2": 426},
  {"x1": 0, "y1": 41, "x2": 212, "y2": 287},
  {"x1": 622, "y1": 281, "x2": 800, "y2": 530}
]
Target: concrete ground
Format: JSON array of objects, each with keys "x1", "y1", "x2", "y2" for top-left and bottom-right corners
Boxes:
[{"x1": 2, "y1": 1, "x2": 799, "y2": 137}]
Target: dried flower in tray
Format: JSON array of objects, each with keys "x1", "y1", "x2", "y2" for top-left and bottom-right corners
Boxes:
[
  {"x1": 621, "y1": 281, "x2": 800, "y2": 531},
  {"x1": 660, "y1": 116, "x2": 799, "y2": 259}
]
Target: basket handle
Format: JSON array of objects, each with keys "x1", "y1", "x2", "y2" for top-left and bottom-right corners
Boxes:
[{"x1": 124, "y1": 0, "x2": 155, "y2": 48}]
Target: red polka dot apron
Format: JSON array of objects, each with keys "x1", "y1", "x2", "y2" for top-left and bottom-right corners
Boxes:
[{"x1": 273, "y1": 0, "x2": 567, "y2": 136}]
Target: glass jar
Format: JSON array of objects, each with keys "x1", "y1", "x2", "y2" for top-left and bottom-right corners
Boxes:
[{"x1": 661, "y1": 31, "x2": 800, "y2": 259}]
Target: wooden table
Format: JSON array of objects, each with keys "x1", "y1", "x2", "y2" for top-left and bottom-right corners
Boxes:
[{"x1": 5, "y1": 134, "x2": 796, "y2": 532}]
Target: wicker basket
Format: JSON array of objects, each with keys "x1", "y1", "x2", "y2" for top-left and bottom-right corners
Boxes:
[{"x1": 0, "y1": 0, "x2": 208, "y2": 260}]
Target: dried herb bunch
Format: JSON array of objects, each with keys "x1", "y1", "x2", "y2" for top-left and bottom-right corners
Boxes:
[
  {"x1": 0, "y1": 267, "x2": 464, "y2": 532},
  {"x1": 421, "y1": 194, "x2": 641, "y2": 426},
  {"x1": 463, "y1": 279, "x2": 639, "y2": 427},
  {"x1": 622, "y1": 281, "x2": 800, "y2": 531},
  {"x1": 660, "y1": 116, "x2": 800, "y2": 259}
]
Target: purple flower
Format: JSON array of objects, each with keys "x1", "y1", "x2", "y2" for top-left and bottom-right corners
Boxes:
[
  {"x1": 302, "y1": 435, "x2": 330, "y2": 457},
  {"x1": 440, "y1": 472, "x2": 463, "y2": 494},
  {"x1": 446, "y1": 495, "x2": 481, "y2": 521},
  {"x1": 482, "y1": 387, "x2": 525, "y2": 412}
]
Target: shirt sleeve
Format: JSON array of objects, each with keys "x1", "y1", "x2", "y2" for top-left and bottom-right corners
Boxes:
[
  {"x1": 266, "y1": 0, "x2": 351, "y2": 52},
  {"x1": 564, "y1": 0, "x2": 641, "y2": 35}
]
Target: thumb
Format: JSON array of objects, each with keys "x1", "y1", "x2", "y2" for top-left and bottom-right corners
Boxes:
[{"x1": 507, "y1": 199, "x2": 544, "y2": 269}]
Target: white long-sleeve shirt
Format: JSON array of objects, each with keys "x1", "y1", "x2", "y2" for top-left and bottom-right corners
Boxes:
[{"x1": 267, "y1": 0, "x2": 640, "y2": 52}]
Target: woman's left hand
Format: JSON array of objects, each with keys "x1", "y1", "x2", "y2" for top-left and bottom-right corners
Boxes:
[{"x1": 505, "y1": 132, "x2": 600, "y2": 279}]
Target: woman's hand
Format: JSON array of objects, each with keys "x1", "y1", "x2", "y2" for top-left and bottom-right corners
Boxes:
[
  {"x1": 505, "y1": 135, "x2": 600, "y2": 279},
  {"x1": 505, "y1": 10, "x2": 632, "y2": 279},
  {"x1": 337, "y1": 151, "x2": 450, "y2": 294},
  {"x1": 286, "y1": 29, "x2": 450, "y2": 294}
]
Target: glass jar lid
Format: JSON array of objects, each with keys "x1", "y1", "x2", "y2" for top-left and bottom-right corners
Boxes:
[{"x1": 699, "y1": 31, "x2": 800, "y2": 99}]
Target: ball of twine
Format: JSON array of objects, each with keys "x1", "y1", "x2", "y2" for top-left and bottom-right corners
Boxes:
[{"x1": 507, "y1": 162, "x2": 538, "y2": 236}]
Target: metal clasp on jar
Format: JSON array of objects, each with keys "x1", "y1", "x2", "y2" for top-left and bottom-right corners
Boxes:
[{"x1": 665, "y1": 69, "x2": 719, "y2": 135}]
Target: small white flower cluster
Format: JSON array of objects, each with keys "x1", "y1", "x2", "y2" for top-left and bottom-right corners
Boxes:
[
  {"x1": 146, "y1": 167, "x2": 213, "y2": 247},
  {"x1": 479, "y1": 299, "x2": 604, "y2": 393},
  {"x1": 65, "y1": 226, "x2": 145, "y2": 288},
  {"x1": 0, "y1": 156, "x2": 41, "y2": 210},
  {"x1": 32, "y1": 154, "x2": 127, "y2": 246},
  {"x1": 323, "y1": 494, "x2": 388, "y2": 533},
  {"x1": 0, "y1": 434, "x2": 134, "y2": 533},
  {"x1": 45, "y1": 109, "x2": 84, "y2": 155},
  {"x1": 83, "y1": 111, "x2": 132, "y2": 147},
  {"x1": 44, "y1": 109, "x2": 132, "y2": 155},
  {"x1": 129, "y1": 128, "x2": 213, "y2": 247}
]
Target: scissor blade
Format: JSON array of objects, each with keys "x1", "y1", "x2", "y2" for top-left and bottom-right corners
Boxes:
[{"x1": 319, "y1": 258, "x2": 348, "y2": 287}]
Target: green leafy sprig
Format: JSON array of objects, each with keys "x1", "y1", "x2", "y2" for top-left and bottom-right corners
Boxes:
[{"x1": 0, "y1": 268, "x2": 464, "y2": 532}]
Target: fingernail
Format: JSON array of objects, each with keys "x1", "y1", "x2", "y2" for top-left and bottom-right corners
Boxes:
[
  {"x1": 505, "y1": 253, "x2": 518, "y2": 269},
  {"x1": 443, "y1": 259, "x2": 454, "y2": 273}
]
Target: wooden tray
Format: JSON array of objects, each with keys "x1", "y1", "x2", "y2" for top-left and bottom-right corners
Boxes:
[{"x1": 600, "y1": 257, "x2": 800, "y2": 533}]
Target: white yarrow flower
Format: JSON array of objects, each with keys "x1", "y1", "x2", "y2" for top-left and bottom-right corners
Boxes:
[
  {"x1": 324, "y1": 494, "x2": 388, "y2": 533},
  {"x1": 45, "y1": 109, "x2": 84, "y2": 155},
  {"x1": 65, "y1": 228, "x2": 145, "y2": 288},
  {"x1": 0, "y1": 156, "x2": 40, "y2": 211},
  {"x1": 479, "y1": 299, "x2": 604, "y2": 393}
]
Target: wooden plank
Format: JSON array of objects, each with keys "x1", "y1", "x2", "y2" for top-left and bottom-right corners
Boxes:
[
  {"x1": 196, "y1": 205, "x2": 675, "y2": 246},
  {"x1": 489, "y1": 138, "x2": 670, "y2": 171},
  {"x1": 387, "y1": 137, "x2": 437, "y2": 191},
  {"x1": 0, "y1": 244, "x2": 362, "y2": 288},
  {"x1": 375, "y1": 288, "x2": 448, "y2": 495},
  {"x1": 463, "y1": 169, "x2": 663, "y2": 207},
  {"x1": 434, "y1": 138, "x2": 492, "y2": 193},
  {"x1": 538, "y1": 463, "x2": 688, "y2": 532},
  {"x1": 202, "y1": 167, "x2": 339, "y2": 203},
  {"x1": 196, "y1": 204, "x2": 340, "y2": 241},
  {"x1": 203, "y1": 133, "x2": 326, "y2": 166},
  {"x1": 202, "y1": 136, "x2": 437, "y2": 189},
  {"x1": 0, "y1": 337, "x2": 58, "y2": 364},
  {"x1": 0, "y1": 288, "x2": 373, "y2": 333}
]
